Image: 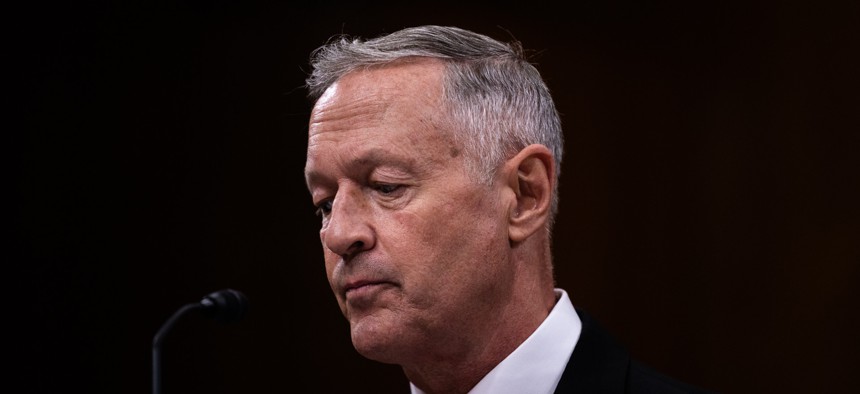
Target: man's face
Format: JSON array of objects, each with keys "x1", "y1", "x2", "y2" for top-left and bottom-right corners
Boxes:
[{"x1": 304, "y1": 60, "x2": 514, "y2": 363}]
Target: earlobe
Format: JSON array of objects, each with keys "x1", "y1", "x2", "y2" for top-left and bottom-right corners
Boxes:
[{"x1": 506, "y1": 144, "x2": 554, "y2": 243}]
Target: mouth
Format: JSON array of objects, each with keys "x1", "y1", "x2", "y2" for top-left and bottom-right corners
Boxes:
[
  {"x1": 343, "y1": 280, "x2": 394, "y2": 301},
  {"x1": 345, "y1": 280, "x2": 385, "y2": 293}
]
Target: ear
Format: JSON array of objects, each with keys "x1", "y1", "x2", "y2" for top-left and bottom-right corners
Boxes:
[{"x1": 503, "y1": 144, "x2": 555, "y2": 243}]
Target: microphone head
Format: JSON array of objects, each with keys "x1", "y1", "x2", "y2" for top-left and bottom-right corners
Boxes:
[{"x1": 200, "y1": 288, "x2": 249, "y2": 323}]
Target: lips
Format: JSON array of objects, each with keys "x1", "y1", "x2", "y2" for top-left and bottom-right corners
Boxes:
[
  {"x1": 333, "y1": 262, "x2": 399, "y2": 301},
  {"x1": 344, "y1": 280, "x2": 387, "y2": 294},
  {"x1": 341, "y1": 279, "x2": 397, "y2": 303}
]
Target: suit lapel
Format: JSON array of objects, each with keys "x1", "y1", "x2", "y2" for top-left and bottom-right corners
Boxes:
[{"x1": 554, "y1": 308, "x2": 631, "y2": 393}]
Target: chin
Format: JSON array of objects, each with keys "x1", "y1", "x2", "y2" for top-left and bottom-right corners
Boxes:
[{"x1": 350, "y1": 318, "x2": 404, "y2": 364}]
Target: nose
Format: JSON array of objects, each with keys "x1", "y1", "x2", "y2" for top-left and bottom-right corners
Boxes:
[{"x1": 322, "y1": 186, "x2": 375, "y2": 259}]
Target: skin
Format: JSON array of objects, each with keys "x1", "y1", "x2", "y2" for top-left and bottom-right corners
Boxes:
[{"x1": 304, "y1": 58, "x2": 558, "y2": 394}]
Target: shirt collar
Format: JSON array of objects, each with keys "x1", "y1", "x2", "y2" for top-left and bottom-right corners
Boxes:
[{"x1": 410, "y1": 288, "x2": 581, "y2": 394}]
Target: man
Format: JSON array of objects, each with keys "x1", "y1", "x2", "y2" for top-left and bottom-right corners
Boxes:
[{"x1": 303, "y1": 25, "x2": 712, "y2": 394}]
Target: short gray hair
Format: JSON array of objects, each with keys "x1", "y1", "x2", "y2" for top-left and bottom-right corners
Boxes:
[{"x1": 305, "y1": 25, "x2": 564, "y2": 227}]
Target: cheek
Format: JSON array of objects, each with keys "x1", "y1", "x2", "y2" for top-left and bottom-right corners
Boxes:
[{"x1": 396, "y1": 193, "x2": 504, "y2": 275}]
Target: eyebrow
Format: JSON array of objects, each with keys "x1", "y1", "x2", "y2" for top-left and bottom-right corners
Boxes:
[{"x1": 304, "y1": 147, "x2": 418, "y2": 189}]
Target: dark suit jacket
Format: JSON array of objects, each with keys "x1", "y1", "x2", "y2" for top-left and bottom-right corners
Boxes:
[{"x1": 554, "y1": 309, "x2": 716, "y2": 394}]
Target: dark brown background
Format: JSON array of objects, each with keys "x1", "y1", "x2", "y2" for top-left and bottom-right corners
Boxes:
[{"x1": 10, "y1": 1, "x2": 859, "y2": 393}]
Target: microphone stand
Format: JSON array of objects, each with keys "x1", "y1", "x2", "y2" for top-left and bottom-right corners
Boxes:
[
  {"x1": 152, "y1": 289, "x2": 248, "y2": 394},
  {"x1": 152, "y1": 302, "x2": 204, "y2": 394}
]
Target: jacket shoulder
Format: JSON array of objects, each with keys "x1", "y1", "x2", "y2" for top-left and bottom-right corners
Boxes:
[{"x1": 555, "y1": 308, "x2": 717, "y2": 394}]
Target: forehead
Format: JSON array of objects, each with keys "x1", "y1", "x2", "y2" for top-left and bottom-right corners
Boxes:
[
  {"x1": 305, "y1": 59, "x2": 458, "y2": 184},
  {"x1": 310, "y1": 59, "x2": 446, "y2": 131}
]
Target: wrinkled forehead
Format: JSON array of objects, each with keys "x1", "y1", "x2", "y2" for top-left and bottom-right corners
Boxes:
[
  {"x1": 304, "y1": 59, "x2": 462, "y2": 180},
  {"x1": 307, "y1": 59, "x2": 454, "y2": 149}
]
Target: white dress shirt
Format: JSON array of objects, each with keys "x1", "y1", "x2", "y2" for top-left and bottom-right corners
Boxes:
[{"x1": 410, "y1": 288, "x2": 581, "y2": 394}]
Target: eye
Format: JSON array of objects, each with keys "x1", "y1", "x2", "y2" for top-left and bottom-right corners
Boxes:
[
  {"x1": 375, "y1": 184, "x2": 401, "y2": 195},
  {"x1": 315, "y1": 200, "x2": 333, "y2": 217}
]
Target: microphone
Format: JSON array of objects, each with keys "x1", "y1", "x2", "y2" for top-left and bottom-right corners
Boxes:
[
  {"x1": 152, "y1": 289, "x2": 249, "y2": 394},
  {"x1": 200, "y1": 288, "x2": 250, "y2": 323}
]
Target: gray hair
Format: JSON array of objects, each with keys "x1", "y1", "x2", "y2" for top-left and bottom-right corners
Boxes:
[{"x1": 305, "y1": 25, "x2": 564, "y2": 228}]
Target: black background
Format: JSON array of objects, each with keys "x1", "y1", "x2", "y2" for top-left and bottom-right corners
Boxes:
[{"x1": 10, "y1": 1, "x2": 859, "y2": 393}]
